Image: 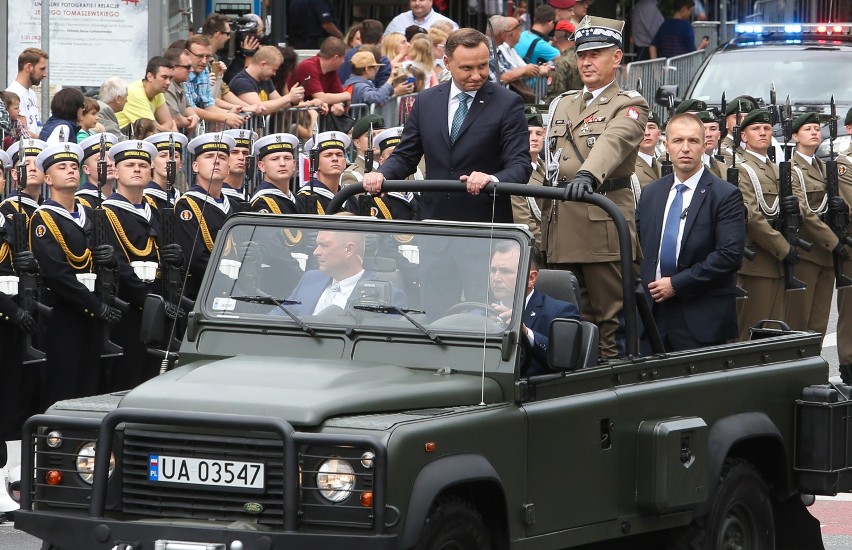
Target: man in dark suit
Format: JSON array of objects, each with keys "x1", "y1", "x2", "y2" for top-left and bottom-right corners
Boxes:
[
  {"x1": 637, "y1": 113, "x2": 745, "y2": 352},
  {"x1": 490, "y1": 242, "x2": 580, "y2": 376}
]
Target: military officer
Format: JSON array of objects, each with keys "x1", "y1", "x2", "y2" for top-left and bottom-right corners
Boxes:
[
  {"x1": 785, "y1": 112, "x2": 842, "y2": 336},
  {"x1": 674, "y1": 98, "x2": 706, "y2": 115},
  {"x1": 542, "y1": 15, "x2": 648, "y2": 358},
  {"x1": 634, "y1": 110, "x2": 662, "y2": 189},
  {"x1": 836, "y1": 107, "x2": 852, "y2": 383},
  {"x1": 718, "y1": 95, "x2": 758, "y2": 163},
  {"x1": 297, "y1": 131, "x2": 354, "y2": 215},
  {"x1": 512, "y1": 109, "x2": 548, "y2": 247},
  {"x1": 221, "y1": 129, "x2": 258, "y2": 208},
  {"x1": 30, "y1": 142, "x2": 122, "y2": 407},
  {"x1": 251, "y1": 133, "x2": 302, "y2": 215},
  {"x1": 735, "y1": 108, "x2": 800, "y2": 341},
  {"x1": 340, "y1": 114, "x2": 384, "y2": 188},
  {"x1": 143, "y1": 132, "x2": 189, "y2": 211},
  {"x1": 75, "y1": 133, "x2": 118, "y2": 209},
  {"x1": 696, "y1": 110, "x2": 727, "y2": 179},
  {"x1": 174, "y1": 132, "x2": 237, "y2": 300},
  {"x1": 1, "y1": 139, "x2": 47, "y2": 220}
]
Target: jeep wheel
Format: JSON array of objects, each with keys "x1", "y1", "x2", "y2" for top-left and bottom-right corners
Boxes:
[{"x1": 416, "y1": 496, "x2": 493, "y2": 550}]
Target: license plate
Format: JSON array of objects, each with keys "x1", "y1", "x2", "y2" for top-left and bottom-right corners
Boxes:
[{"x1": 148, "y1": 455, "x2": 264, "y2": 491}]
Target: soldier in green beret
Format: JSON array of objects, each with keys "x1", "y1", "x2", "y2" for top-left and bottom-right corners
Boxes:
[
  {"x1": 511, "y1": 109, "x2": 548, "y2": 248},
  {"x1": 341, "y1": 114, "x2": 384, "y2": 187},
  {"x1": 719, "y1": 94, "x2": 758, "y2": 163},
  {"x1": 836, "y1": 107, "x2": 852, "y2": 383},
  {"x1": 634, "y1": 110, "x2": 662, "y2": 189},
  {"x1": 696, "y1": 110, "x2": 727, "y2": 179}
]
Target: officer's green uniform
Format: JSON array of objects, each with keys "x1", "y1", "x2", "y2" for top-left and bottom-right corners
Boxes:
[
  {"x1": 511, "y1": 110, "x2": 547, "y2": 248},
  {"x1": 836, "y1": 150, "x2": 852, "y2": 383}
]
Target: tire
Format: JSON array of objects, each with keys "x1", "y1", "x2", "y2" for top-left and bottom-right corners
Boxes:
[
  {"x1": 415, "y1": 496, "x2": 493, "y2": 550},
  {"x1": 669, "y1": 458, "x2": 774, "y2": 550}
]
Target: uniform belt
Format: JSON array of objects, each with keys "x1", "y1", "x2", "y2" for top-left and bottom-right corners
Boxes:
[{"x1": 596, "y1": 177, "x2": 631, "y2": 192}]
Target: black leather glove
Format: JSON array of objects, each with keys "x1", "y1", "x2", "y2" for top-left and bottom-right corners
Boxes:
[
  {"x1": 164, "y1": 300, "x2": 182, "y2": 320},
  {"x1": 780, "y1": 195, "x2": 799, "y2": 216},
  {"x1": 829, "y1": 196, "x2": 849, "y2": 215},
  {"x1": 159, "y1": 243, "x2": 184, "y2": 268},
  {"x1": 12, "y1": 250, "x2": 38, "y2": 274},
  {"x1": 91, "y1": 244, "x2": 117, "y2": 268},
  {"x1": 566, "y1": 171, "x2": 597, "y2": 202},
  {"x1": 12, "y1": 308, "x2": 36, "y2": 334},
  {"x1": 97, "y1": 303, "x2": 122, "y2": 324},
  {"x1": 785, "y1": 245, "x2": 800, "y2": 265},
  {"x1": 834, "y1": 242, "x2": 850, "y2": 262}
]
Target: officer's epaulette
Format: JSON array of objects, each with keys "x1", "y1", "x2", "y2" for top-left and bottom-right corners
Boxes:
[
  {"x1": 619, "y1": 90, "x2": 642, "y2": 99},
  {"x1": 561, "y1": 89, "x2": 582, "y2": 98}
]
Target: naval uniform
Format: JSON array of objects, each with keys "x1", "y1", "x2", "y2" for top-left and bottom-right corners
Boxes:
[
  {"x1": 30, "y1": 201, "x2": 103, "y2": 407},
  {"x1": 543, "y1": 81, "x2": 648, "y2": 358},
  {"x1": 1, "y1": 191, "x2": 40, "y2": 221},
  {"x1": 74, "y1": 182, "x2": 108, "y2": 209},
  {"x1": 296, "y1": 179, "x2": 357, "y2": 215}
]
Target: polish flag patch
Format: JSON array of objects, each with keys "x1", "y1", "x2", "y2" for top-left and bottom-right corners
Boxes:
[{"x1": 627, "y1": 107, "x2": 640, "y2": 120}]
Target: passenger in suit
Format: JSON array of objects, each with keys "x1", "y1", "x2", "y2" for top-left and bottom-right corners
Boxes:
[
  {"x1": 489, "y1": 242, "x2": 580, "y2": 376},
  {"x1": 637, "y1": 113, "x2": 745, "y2": 352}
]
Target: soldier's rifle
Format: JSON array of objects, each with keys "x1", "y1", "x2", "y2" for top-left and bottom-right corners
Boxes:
[
  {"x1": 308, "y1": 121, "x2": 320, "y2": 215},
  {"x1": 358, "y1": 122, "x2": 374, "y2": 216},
  {"x1": 777, "y1": 96, "x2": 812, "y2": 290},
  {"x1": 724, "y1": 97, "x2": 757, "y2": 263},
  {"x1": 161, "y1": 135, "x2": 184, "y2": 306},
  {"x1": 93, "y1": 132, "x2": 127, "y2": 357},
  {"x1": 659, "y1": 94, "x2": 675, "y2": 177},
  {"x1": 239, "y1": 134, "x2": 256, "y2": 213},
  {"x1": 12, "y1": 137, "x2": 46, "y2": 364},
  {"x1": 823, "y1": 95, "x2": 852, "y2": 288}
]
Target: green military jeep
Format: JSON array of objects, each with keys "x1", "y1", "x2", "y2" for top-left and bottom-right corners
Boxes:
[{"x1": 14, "y1": 182, "x2": 852, "y2": 549}]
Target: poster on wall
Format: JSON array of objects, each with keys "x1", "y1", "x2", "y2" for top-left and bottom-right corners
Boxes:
[{"x1": 7, "y1": 0, "x2": 149, "y2": 88}]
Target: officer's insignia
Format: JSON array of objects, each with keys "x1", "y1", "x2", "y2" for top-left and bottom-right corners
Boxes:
[
  {"x1": 180, "y1": 209, "x2": 193, "y2": 221},
  {"x1": 839, "y1": 164, "x2": 848, "y2": 176},
  {"x1": 137, "y1": 141, "x2": 143, "y2": 149},
  {"x1": 214, "y1": 134, "x2": 221, "y2": 142},
  {"x1": 624, "y1": 90, "x2": 642, "y2": 98},
  {"x1": 585, "y1": 116, "x2": 606, "y2": 123},
  {"x1": 626, "y1": 107, "x2": 640, "y2": 120},
  {"x1": 396, "y1": 128, "x2": 403, "y2": 136},
  {"x1": 587, "y1": 137, "x2": 596, "y2": 148},
  {"x1": 239, "y1": 131, "x2": 246, "y2": 138},
  {"x1": 64, "y1": 144, "x2": 70, "y2": 152},
  {"x1": 370, "y1": 206, "x2": 379, "y2": 217},
  {"x1": 275, "y1": 135, "x2": 281, "y2": 142},
  {"x1": 35, "y1": 224, "x2": 46, "y2": 238},
  {"x1": 330, "y1": 132, "x2": 337, "y2": 140}
]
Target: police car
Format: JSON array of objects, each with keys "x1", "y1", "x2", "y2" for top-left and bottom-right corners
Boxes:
[{"x1": 684, "y1": 23, "x2": 852, "y2": 157}]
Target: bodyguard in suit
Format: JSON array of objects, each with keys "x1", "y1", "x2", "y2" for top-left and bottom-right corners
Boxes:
[
  {"x1": 542, "y1": 15, "x2": 648, "y2": 359},
  {"x1": 489, "y1": 242, "x2": 580, "y2": 376},
  {"x1": 637, "y1": 114, "x2": 745, "y2": 351}
]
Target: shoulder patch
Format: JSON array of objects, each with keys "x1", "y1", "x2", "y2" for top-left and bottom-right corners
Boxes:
[
  {"x1": 626, "y1": 107, "x2": 640, "y2": 120},
  {"x1": 180, "y1": 209, "x2": 193, "y2": 221},
  {"x1": 839, "y1": 164, "x2": 847, "y2": 176},
  {"x1": 35, "y1": 224, "x2": 46, "y2": 238}
]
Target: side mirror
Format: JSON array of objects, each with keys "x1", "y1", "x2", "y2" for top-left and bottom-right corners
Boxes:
[
  {"x1": 547, "y1": 318, "x2": 583, "y2": 371},
  {"x1": 655, "y1": 84, "x2": 680, "y2": 109}
]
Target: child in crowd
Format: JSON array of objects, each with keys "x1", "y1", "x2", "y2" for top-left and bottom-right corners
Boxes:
[
  {"x1": 0, "y1": 91, "x2": 27, "y2": 150},
  {"x1": 76, "y1": 97, "x2": 104, "y2": 142}
]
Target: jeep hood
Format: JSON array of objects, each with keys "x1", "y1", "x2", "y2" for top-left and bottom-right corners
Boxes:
[{"x1": 119, "y1": 356, "x2": 504, "y2": 426}]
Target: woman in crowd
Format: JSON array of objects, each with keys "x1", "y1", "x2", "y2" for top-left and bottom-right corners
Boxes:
[{"x1": 40, "y1": 88, "x2": 86, "y2": 143}]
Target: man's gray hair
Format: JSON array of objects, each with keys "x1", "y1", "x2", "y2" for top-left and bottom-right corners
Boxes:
[
  {"x1": 99, "y1": 76, "x2": 128, "y2": 104},
  {"x1": 489, "y1": 15, "x2": 511, "y2": 35}
]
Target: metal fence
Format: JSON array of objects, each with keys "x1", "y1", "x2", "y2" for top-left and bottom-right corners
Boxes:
[{"x1": 618, "y1": 58, "x2": 669, "y2": 123}]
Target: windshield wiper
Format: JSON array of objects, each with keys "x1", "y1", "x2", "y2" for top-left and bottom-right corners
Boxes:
[
  {"x1": 353, "y1": 304, "x2": 441, "y2": 344},
  {"x1": 231, "y1": 294, "x2": 315, "y2": 336}
]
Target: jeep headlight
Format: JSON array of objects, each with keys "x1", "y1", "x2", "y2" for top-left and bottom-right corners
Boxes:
[
  {"x1": 75, "y1": 442, "x2": 115, "y2": 484},
  {"x1": 316, "y1": 458, "x2": 355, "y2": 502}
]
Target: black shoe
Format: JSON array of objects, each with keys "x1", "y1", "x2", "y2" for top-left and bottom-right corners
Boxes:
[{"x1": 840, "y1": 364, "x2": 852, "y2": 385}]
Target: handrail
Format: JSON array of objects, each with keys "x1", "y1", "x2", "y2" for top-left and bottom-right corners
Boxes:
[{"x1": 327, "y1": 181, "x2": 644, "y2": 358}]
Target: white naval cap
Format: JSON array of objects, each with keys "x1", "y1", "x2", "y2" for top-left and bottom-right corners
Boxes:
[
  {"x1": 304, "y1": 131, "x2": 351, "y2": 153},
  {"x1": 253, "y1": 133, "x2": 300, "y2": 159},
  {"x1": 145, "y1": 131, "x2": 189, "y2": 154},
  {"x1": 223, "y1": 128, "x2": 259, "y2": 150},
  {"x1": 7, "y1": 139, "x2": 48, "y2": 165},
  {"x1": 187, "y1": 132, "x2": 237, "y2": 157},
  {"x1": 78, "y1": 132, "x2": 118, "y2": 161},
  {"x1": 375, "y1": 127, "x2": 404, "y2": 152},
  {"x1": 36, "y1": 142, "x2": 84, "y2": 173},
  {"x1": 108, "y1": 139, "x2": 158, "y2": 165},
  {"x1": 0, "y1": 149, "x2": 12, "y2": 169}
]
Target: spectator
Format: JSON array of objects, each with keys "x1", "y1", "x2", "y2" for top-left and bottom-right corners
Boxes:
[
  {"x1": 201, "y1": 13, "x2": 234, "y2": 62},
  {"x1": 40, "y1": 88, "x2": 85, "y2": 143},
  {"x1": 97, "y1": 77, "x2": 128, "y2": 141},
  {"x1": 76, "y1": 97, "x2": 104, "y2": 142},
  {"x1": 344, "y1": 23, "x2": 362, "y2": 48},
  {"x1": 131, "y1": 118, "x2": 157, "y2": 140},
  {"x1": 183, "y1": 35, "x2": 250, "y2": 129},
  {"x1": 405, "y1": 24, "x2": 428, "y2": 43},
  {"x1": 116, "y1": 56, "x2": 177, "y2": 132},
  {"x1": 631, "y1": 0, "x2": 664, "y2": 60},
  {"x1": 342, "y1": 52, "x2": 413, "y2": 106},
  {"x1": 222, "y1": 13, "x2": 266, "y2": 85},
  {"x1": 430, "y1": 19, "x2": 455, "y2": 35},
  {"x1": 287, "y1": 0, "x2": 343, "y2": 49},
  {"x1": 649, "y1": 0, "x2": 709, "y2": 59},
  {"x1": 381, "y1": 33, "x2": 411, "y2": 73},
  {"x1": 490, "y1": 15, "x2": 546, "y2": 94},
  {"x1": 0, "y1": 91, "x2": 27, "y2": 150},
  {"x1": 515, "y1": 5, "x2": 560, "y2": 65},
  {"x1": 163, "y1": 47, "x2": 200, "y2": 134},
  {"x1": 549, "y1": 0, "x2": 576, "y2": 22},
  {"x1": 405, "y1": 36, "x2": 437, "y2": 88},
  {"x1": 570, "y1": 0, "x2": 591, "y2": 27},
  {"x1": 427, "y1": 28, "x2": 452, "y2": 84},
  {"x1": 545, "y1": 20, "x2": 581, "y2": 103},
  {"x1": 384, "y1": 0, "x2": 459, "y2": 36},
  {"x1": 270, "y1": 45, "x2": 328, "y2": 141},
  {"x1": 338, "y1": 19, "x2": 392, "y2": 87},
  {"x1": 6, "y1": 47, "x2": 48, "y2": 137},
  {"x1": 229, "y1": 46, "x2": 306, "y2": 113},
  {"x1": 287, "y1": 37, "x2": 351, "y2": 117}
]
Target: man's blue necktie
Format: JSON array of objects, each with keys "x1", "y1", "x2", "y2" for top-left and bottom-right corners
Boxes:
[
  {"x1": 659, "y1": 183, "x2": 687, "y2": 277},
  {"x1": 450, "y1": 92, "x2": 469, "y2": 145}
]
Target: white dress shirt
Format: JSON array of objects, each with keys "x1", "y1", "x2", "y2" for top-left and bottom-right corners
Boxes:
[
  {"x1": 313, "y1": 270, "x2": 365, "y2": 314},
  {"x1": 655, "y1": 167, "x2": 704, "y2": 280},
  {"x1": 384, "y1": 9, "x2": 459, "y2": 36},
  {"x1": 447, "y1": 81, "x2": 475, "y2": 135}
]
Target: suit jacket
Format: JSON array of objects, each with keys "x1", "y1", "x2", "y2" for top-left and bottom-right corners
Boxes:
[
  {"x1": 792, "y1": 151, "x2": 838, "y2": 267},
  {"x1": 378, "y1": 81, "x2": 532, "y2": 223},
  {"x1": 523, "y1": 290, "x2": 580, "y2": 376},
  {"x1": 637, "y1": 169, "x2": 745, "y2": 343},
  {"x1": 287, "y1": 270, "x2": 406, "y2": 315}
]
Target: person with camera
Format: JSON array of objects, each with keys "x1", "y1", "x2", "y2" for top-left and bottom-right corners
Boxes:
[
  {"x1": 342, "y1": 52, "x2": 414, "y2": 107},
  {"x1": 228, "y1": 46, "x2": 306, "y2": 114}
]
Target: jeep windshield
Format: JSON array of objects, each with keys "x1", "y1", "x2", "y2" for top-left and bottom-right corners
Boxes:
[{"x1": 201, "y1": 216, "x2": 529, "y2": 339}]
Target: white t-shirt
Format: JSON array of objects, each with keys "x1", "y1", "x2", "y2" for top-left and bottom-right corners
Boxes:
[{"x1": 6, "y1": 80, "x2": 42, "y2": 136}]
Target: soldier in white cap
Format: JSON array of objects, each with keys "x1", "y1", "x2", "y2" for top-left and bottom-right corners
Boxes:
[
  {"x1": 367, "y1": 126, "x2": 418, "y2": 220},
  {"x1": 173, "y1": 132, "x2": 237, "y2": 299},
  {"x1": 143, "y1": 131, "x2": 189, "y2": 211},
  {"x1": 222, "y1": 128, "x2": 259, "y2": 208},
  {"x1": 30, "y1": 142, "x2": 122, "y2": 407},
  {"x1": 543, "y1": 15, "x2": 649, "y2": 358},
  {"x1": 297, "y1": 130, "x2": 354, "y2": 215},
  {"x1": 1, "y1": 139, "x2": 47, "y2": 220},
  {"x1": 75, "y1": 133, "x2": 118, "y2": 209},
  {"x1": 251, "y1": 133, "x2": 302, "y2": 215}
]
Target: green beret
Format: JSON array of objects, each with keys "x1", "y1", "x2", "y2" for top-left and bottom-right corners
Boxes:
[
  {"x1": 792, "y1": 112, "x2": 820, "y2": 133},
  {"x1": 845, "y1": 107, "x2": 852, "y2": 126},
  {"x1": 696, "y1": 110, "x2": 718, "y2": 124},
  {"x1": 725, "y1": 95, "x2": 759, "y2": 117},
  {"x1": 647, "y1": 111, "x2": 659, "y2": 125},
  {"x1": 352, "y1": 114, "x2": 385, "y2": 139},
  {"x1": 740, "y1": 108, "x2": 772, "y2": 130},
  {"x1": 527, "y1": 112, "x2": 543, "y2": 127},
  {"x1": 675, "y1": 98, "x2": 707, "y2": 114}
]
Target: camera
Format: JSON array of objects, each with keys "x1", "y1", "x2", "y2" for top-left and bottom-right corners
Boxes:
[{"x1": 232, "y1": 15, "x2": 262, "y2": 52}]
